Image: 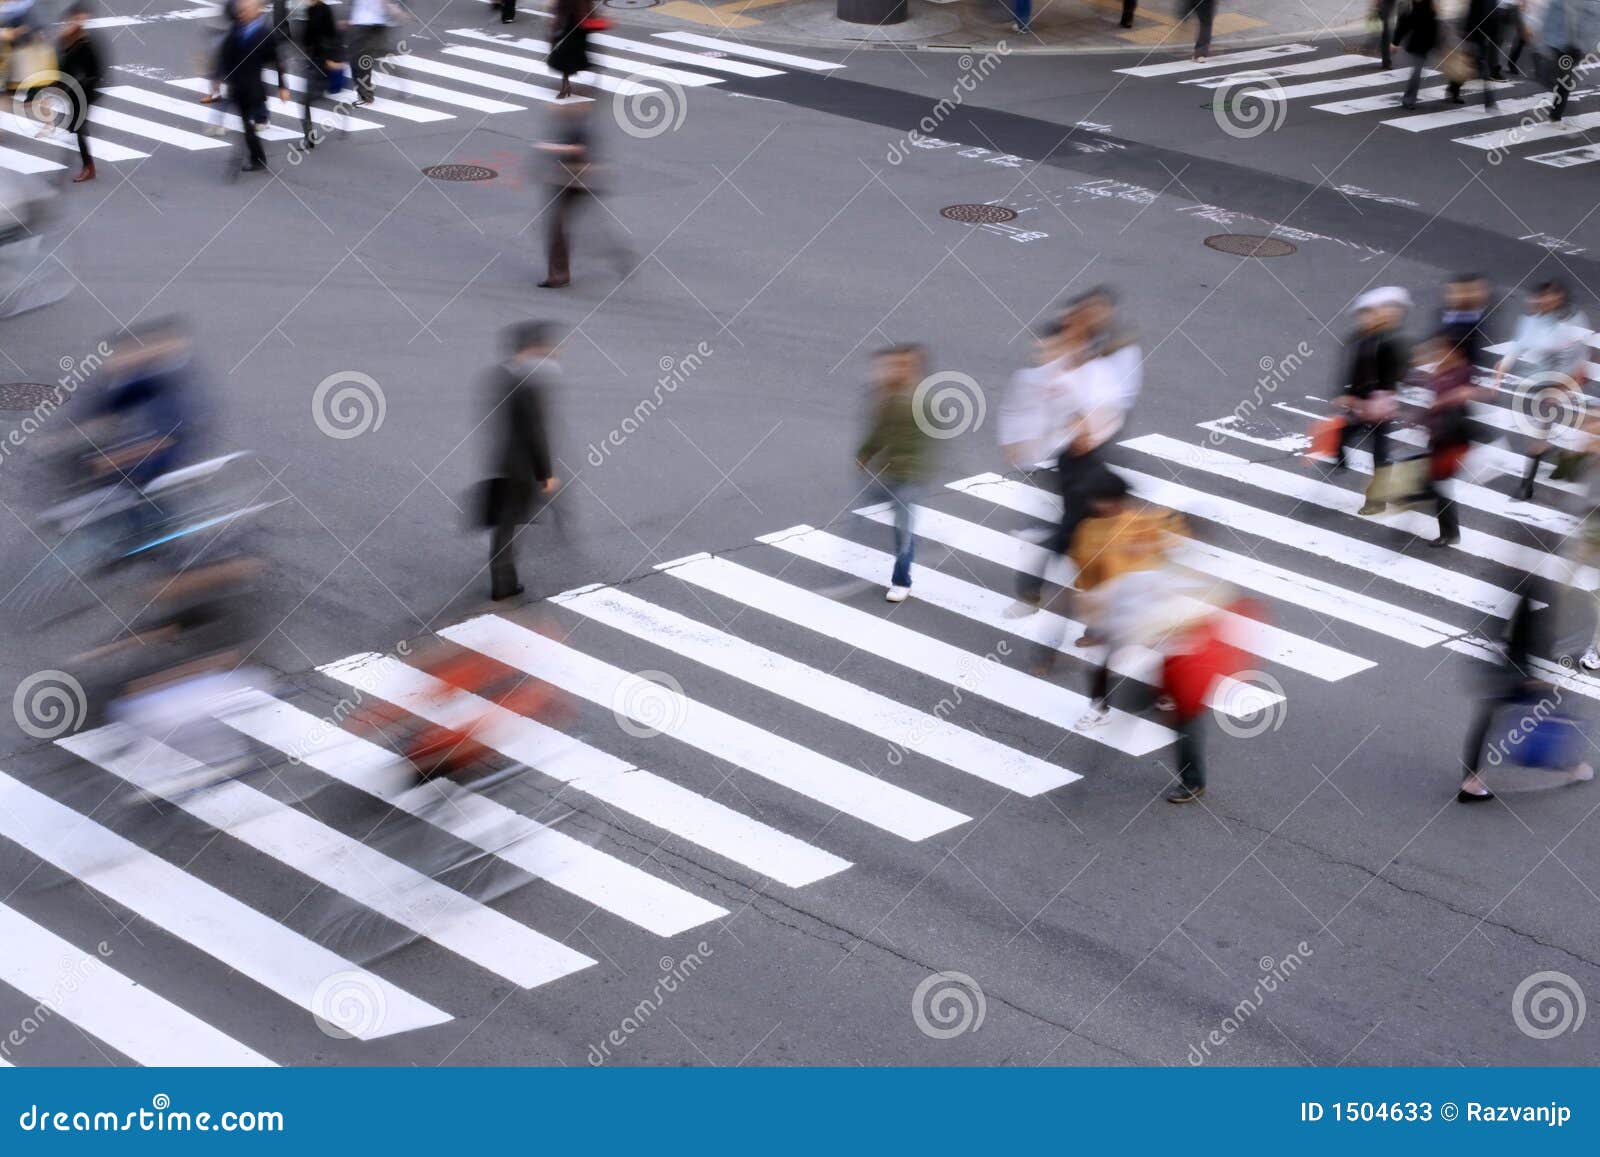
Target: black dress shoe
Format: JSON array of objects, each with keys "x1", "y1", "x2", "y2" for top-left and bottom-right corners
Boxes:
[
  {"x1": 241, "y1": 159, "x2": 267, "y2": 172},
  {"x1": 1166, "y1": 784, "x2": 1206, "y2": 804},
  {"x1": 537, "y1": 278, "x2": 570, "y2": 289},
  {"x1": 1457, "y1": 786, "x2": 1495, "y2": 803},
  {"x1": 490, "y1": 584, "x2": 525, "y2": 601},
  {"x1": 1429, "y1": 534, "x2": 1460, "y2": 548}
]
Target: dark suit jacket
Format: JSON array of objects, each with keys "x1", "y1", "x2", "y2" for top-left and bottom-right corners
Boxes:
[
  {"x1": 215, "y1": 16, "x2": 284, "y2": 109},
  {"x1": 490, "y1": 361, "x2": 554, "y2": 520},
  {"x1": 299, "y1": 2, "x2": 341, "y2": 71},
  {"x1": 58, "y1": 30, "x2": 103, "y2": 105}
]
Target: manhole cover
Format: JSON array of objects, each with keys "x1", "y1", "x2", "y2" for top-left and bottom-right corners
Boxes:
[
  {"x1": 1204, "y1": 233, "x2": 1297, "y2": 257},
  {"x1": 0, "y1": 382, "x2": 55, "y2": 412},
  {"x1": 604, "y1": 0, "x2": 660, "y2": 8},
  {"x1": 422, "y1": 163, "x2": 497, "y2": 182},
  {"x1": 941, "y1": 203, "x2": 1018, "y2": 225}
]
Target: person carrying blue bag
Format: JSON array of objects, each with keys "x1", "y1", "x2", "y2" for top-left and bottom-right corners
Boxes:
[{"x1": 298, "y1": 0, "x2": 344, "y2": 150}]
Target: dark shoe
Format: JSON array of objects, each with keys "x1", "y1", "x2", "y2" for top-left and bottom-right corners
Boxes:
[
  {"x1": 1119, "y1": 15, "x2": 1132, "y2": 27},
  {"x1": 490, "y1": 584, "x2": 525, "y2": 602},
  {"x1": 1166, "y1": 784, "x2": 1206, "y2": 804},
  {"x1": 72, "y1": 163, "x2": 95, "y2": 183},
  {"x1": 1457, "y1": 786, "x2": 1495, "y2": 803},
  {"x1": 1400, "y1": 99, "x2": 1417, "y2": 109},
  {"x1": 1429, "y1": 534, "x2": 1460, "y2": 548},
  {"x1": 537, "y1": 278, "x2": 570, "y2": 289},
  {"x1": 241, "y1": 159, "x2": 267, "y2": 172},
  {"x1": 303, "y1": 130, "x2": 316, "y2": 150},
  {"x1": 1514, "y1": 480, "x2": 1535, "y2": 502}
]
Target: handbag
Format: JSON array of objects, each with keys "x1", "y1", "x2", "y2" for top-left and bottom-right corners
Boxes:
[
  {"x1": 1364, "y1": 456, "x2": 1427, "y2": 506},
  {"x1": 1308, "y1": 414, "x2": 1345, "y2": 460},
  {"x1": 1439, "y1": 46, "x2": 1475, "y2": 84},
  {"x1": 325, "y1": 63, "x2": 348, "y2": 96},
  {"x1": 578, "y1": 15, "x2": 612, "y2": 30}
]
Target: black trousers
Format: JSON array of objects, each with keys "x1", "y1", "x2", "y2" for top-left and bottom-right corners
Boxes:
[
  {"x1": 1120, "y1": 0, "x2": 1136, "y2": 23},
  {"x1": 1374, "y1": 0, "x2": 1397, "y2": 68},
  {"x1": 1175, "y1": 714, "x2": 1206, "y2": 789},
  {"x1": 301, "y1": 70, "x2": 327, "y2": 136},
  {"x1": 1016, "y1": 446, "x2": 1108, "y2": 604},
  {"x1": 76, "y1": 123, "x2": 91, "y2": 166},
  {"x1": 1552, "y1": 45, "x2": 1579, "y2": 120},
  {"x1": 234, "y1": 98, "x2": 266, "y2": 164},
  {"x1": 501, "y1": 0, "x2": 516, "y2": 20},
  {"x1": 351, "y1": 25, "x2": 387, "y2": 102},
  {"x1": 546, "y1": 181, "x2": 589, "y2": 283},
  {"x1": 1336, "y1": 416, "x2": 1392, "y2": 469},
  {"x1": 489, "y1": 507, "x2": 525, "y2": 597}
]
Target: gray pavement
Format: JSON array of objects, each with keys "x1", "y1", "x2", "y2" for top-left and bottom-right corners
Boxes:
[{"x1": 0, "y1": 1, "x2": 1597, "y2": 1069}]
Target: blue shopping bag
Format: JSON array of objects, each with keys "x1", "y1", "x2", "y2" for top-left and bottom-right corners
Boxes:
[
  {"x1": 326, "y1": 65, "x2": 349, "y2": 97},
  {"x1": 1514, "y1": 713, "x2": 1584, "y2": 771}
]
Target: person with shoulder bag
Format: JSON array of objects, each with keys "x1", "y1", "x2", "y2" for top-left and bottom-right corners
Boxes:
[{"x1": 1392, "y1": 0, "x2": 1439, "y2": 108}]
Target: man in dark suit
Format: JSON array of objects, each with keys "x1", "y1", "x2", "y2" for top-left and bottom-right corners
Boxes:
[
  {"x1": 487, "y1": 322, "x2": 559, "y2": 601},
  {"x1": 212, "y1": 0, "x2": 288, "y2": 171}
]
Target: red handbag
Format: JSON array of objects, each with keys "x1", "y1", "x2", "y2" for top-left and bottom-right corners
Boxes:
[
  {"x1": 1307, "y1": 414, "x2": 1344, "y2": 460},
  {"x1": 578, "y1": 16, "x2": 611, "y2": 29}
]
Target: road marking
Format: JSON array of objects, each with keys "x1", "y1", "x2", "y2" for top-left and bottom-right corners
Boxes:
[
  {"x1": 1528, "y1": 141, "x2": 1600, "y2": 168},
  {"x1": 0, "y1": 770, "x2": 450, "y2": 1040},
  {"x1": 440, "y1": 615, "x2": 969, "y2": 842},
  {"x1": 443, "y1": 45, "x2": 660, "y2": 97},
  {"x1": 0, "y1": 900, "x2": 275, "y2": 1067},
  {"x1": 653, "y1": 31, "x2": 844, "y2": 70},
  {"x1": 100, "y1": 85, "x2": 298, "y2": 140},
  {"x1": 0, "y1": 145, "x2": 65, "y2": 173},
  {"x1": 383, "y1": 54, "x2": 574, "y2": 104},
  {"x1": 86, "y1": 103, "x2": 231, "y2": 149},
  {"x1": 166, "y1": 79, "x2": 383, "y2": 130},
  {"x1": 1113, "y1": 43, "x2": 1315, "y2": 77},
  {"x1": 1312, "y1": 81, "x2": 1513, "y2": 114},
  {"x1": 1258, "y1": 67, "x2": 1430, "y2": 101},
  {"x1": 1454, "y1": 109, "x2": 1600, "y2": 150},
  {"x1": 449, "y1": 29, "x2": 724, "y2": 87},
  {"x1": 586, "y1": 31, "x2": 781, "y2": 77},
  {"x1": 275, "y1": 72, "x2": 454, "y2": 122},
  {"x1": 1180, "y1": 55, "x2": 1377, "y2": 88},
  {"x1": 0, "y1": 109, "x2": 148, "y2": 160},
  {"x1": 1383, "y1": 90, "x2": 1593, "y2": 132},
  {"x1": 369, "y1": 71, "x2": 524, "y2": 113}
]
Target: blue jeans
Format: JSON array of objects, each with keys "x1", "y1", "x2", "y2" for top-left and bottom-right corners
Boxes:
[
  {"x1": 884, "y1": 482, "x2": 917, "y2": 588},
  {"x1": 1009, "y1": 0, "x2": 1030, "y2": 27}
]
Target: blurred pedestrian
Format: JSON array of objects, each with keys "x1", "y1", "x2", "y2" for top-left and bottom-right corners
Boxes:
[
  {"x1": 856, "y1": 344, "x2": 933, "y2": 603},
  {"x1": 1333, "y1": 286, "x2": 1410, "y2": 515},
  {"x1": 211, "y1": 0, "x2": 287, "y2": 173},
  {"x1": 548, "y1": 0, "x2": 592, "y2": 100},
  {"x1": 1178, "y1": 0, "x2": 1215, "y2": 61},
  {"x1": 1447, "y1": 0, "x2": 1499, "y2": 108},
  {"x1": 344, "y1": 0, "x2": 399, "y2": 106},
  {"x1": 1540, "y1": 0, "x2": 1600, "y2": 122},
  {"x1": 1372, "y1": 0, "x2": 1399, "y2": 69},
  {"x1": 1391, "y1": 0, "x2": 1439, "y2": 108},
  {"x1": 485, "y1": 321, "x2": 559, "y2": 602},
  {"x1": 1491, "y1": 279, "x2": 1592, "y2": 501},
  {"x1": 55, "y1": 3, "x2": 102, "y2": 183},
  {"x1": 1439, "y1": 271, "x2": 1491, "y2": 365},
  {"x1": 997, "y1": 319, "x2": 1066, "y2": 470},
  {"x1": 297, "y1": 0, "x2": 342, "y2": 150},
  {"x1": 1120, "y1": 0, "x2": 1136, "y2": 28},
  {"x1": 1417, "y1": 332, "x2": 1479, "y2": 547},
  {"x1": 537, "y1": 101, "x2": 592, "y2": 289}
]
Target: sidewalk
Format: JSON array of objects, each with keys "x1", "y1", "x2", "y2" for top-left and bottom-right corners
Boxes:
[{"x1": 613, "y1": 0, "x2": 1392, "y2": 54}]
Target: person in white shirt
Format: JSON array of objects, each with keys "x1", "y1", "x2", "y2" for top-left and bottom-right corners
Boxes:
[
  {"x1": 1492, "y1": 279, "x2": 1593, "y2": 501},
  {"x1": 997, "y1": 319, "x2": 1067, "y2": 469},
  {"x1": 343, "y1": 0, "x2": 400, "y2": 105}
]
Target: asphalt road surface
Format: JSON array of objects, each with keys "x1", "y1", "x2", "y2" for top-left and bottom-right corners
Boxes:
[{"x1": 0, "y1": 3, "x2": 1597, "y2": 1068}]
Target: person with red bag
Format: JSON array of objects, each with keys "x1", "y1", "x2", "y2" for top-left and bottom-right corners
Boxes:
[
  {"x1": 548, "y1": 0, "x2": 596, "y2": 100},
  {"x1": 1160, "y1": 610, "x2": 1247, "y2": 805},
  {"x1": 1417, "y1": 331, "x2": 1480, "y2": 547},
  {"x1": 1334, "y1": 287, "x2": 1411, "y2": 515}
]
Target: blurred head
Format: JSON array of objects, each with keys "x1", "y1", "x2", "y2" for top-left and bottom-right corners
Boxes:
[
  {"x1": 236, "y1": 0, "x2": 261, "y2": 22},
  {"x1": 64, "y1": 2, "x2": 91, "y2": 28},
  {"x1": 116, "y1": 317, "x2": 191, "y2": 371},
  {"x1": 1068, "y1": 286, "x2": 1118, "y2": 339},
  {"x1": 1032, "y1": 318, "x2": 1064, "y2": 366},
  {"x1": 1531, "y1": 279, "x2": 1570, "y2": 316},
  {"x1": 873, "y1": 343, "x2": 924, "y2": 390},
  {"x1": 505, "y1": 320, "x2": 555, "y2": 361},
  {"x1": 1444, "y1": 274, "x2": 1488, "y2": 312}
]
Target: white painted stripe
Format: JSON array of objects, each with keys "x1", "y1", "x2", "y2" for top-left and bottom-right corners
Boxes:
[
  {"x1": 219, "y1": 690, "x2": 723, "y2": 936},
  {"x1": 0, "y1": 900, "x2": 275, "y2": 1067},
  {"x1": 1181, "y1": 55, "x2": 1377, "y2": 88},
  {"x1": 1383, "y1": 90, "x2": 1594, "y2": 132},
  {"x1": 950, "y1": 472, "x2": 1519, "y2": 618},
  {"x1": 846, "y1": 507, "x2": 1370, "y2": 681},
  {"x1": 440, "y1": 615, "x2": 968, "y2": 842},
  {"x1": 167, "y1": 78, "x2": 382, "y2": 130},
  {"x1": 442, "y1": 45, "x2": 659, "y2": 97},
  {"x1": 1445, "y1": 636, "x2": 1600, "y2": 702},
  {"x1": 370, "y1": 71, "x2": 523, "y2": 113},
  {"x1": 770, "y1": 522, "x2": 1291, "y2": 714},
  {"x1": 587, "y1": 32, "x2": 781, "y2": 77},
  {"x1": 0, "y1": 771, "x2": 449, "y2": 1039},
  {"x1": 556, "y1": 583, "x2": 1079, "y2": 796},
  {"x1": 1455, "y1": 110, "x2": 1600, "y2": 151},
  {"x1": 1200, "y1": 416, "x2": 1581, "y2": 538},
  {"x1": 1114, "y1": 43, "x2": 1315, "y2": 78},
  {"x1": 1122, "y1": 435, "x2": 1583, "y2": 593},
  {"x1": 448, "y1": 29, "x2": 723, "y2": 87},
  {"x1": 1260, "y1": 66, "x2": 1431, "y2": 101},
  {"x1": 939, "y1": 478, "x2": 1459, "y2": 647},
  {"x1": 653, "y1": 30, "x2": 843, "y2": 70},
  {"x1": 0, "y1": 146, "x2": 64, "y2": 174},
  {"x1": 659, "y1": 554, "x2": 1177, "y2": 757},
  {"x1": 86, "y1": 104, "x2": 229, "y2": 150},
  {"x1": 1529, "y1": 141, "x2": 1600, "y2": 168},
  {"x1": 317, "y1": 654, "x2": 848, "y2": 888},
  {"x1": 100, "y1": 85, "x2": 298, "y2": 141},
  {"x1": 276, "y1": 73, "x2": 454, "y2": 122},
  {"x1": 61, "y1": 728, "x2": 592, "y2": 990},
  {"x1": 1312, "y1": 82, "x2": 1511, "y2": 114},
  {"x1": 0, "y1": 111, "x2": 147, "y2": 161},
  {"x1": 381, "y1": 54, "x2": 571, "y2": 104}
]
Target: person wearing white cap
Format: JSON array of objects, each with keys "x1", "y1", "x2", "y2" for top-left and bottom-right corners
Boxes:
[
  {"x1": 1491, "y1": 278, "x2": 1592, "y2": 502},
  {"x1": 1334, "y1": 287, "x2": 1412, "y2": 515}
]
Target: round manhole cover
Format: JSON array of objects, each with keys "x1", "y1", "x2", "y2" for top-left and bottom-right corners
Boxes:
[
  {"x1": 422, "y1": 163, "x2": 497, "y2": 182},
  {"x1": 941, "y1": 203, "x2": 1018, "y2": 225},
  {"x1": 0, "y1": 382, "x2": 55, "y2": 412},
  {"x1": 604, "y1": 0, "x2": 660, "y2": 8},
  {"x1": 1204, "y1": 233, "x2": 1297, "y2": 257}
]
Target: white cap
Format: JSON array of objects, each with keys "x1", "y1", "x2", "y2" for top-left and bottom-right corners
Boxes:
[{"x1": 1353, "y1": 286, "x2": 1412, "y2": 313}]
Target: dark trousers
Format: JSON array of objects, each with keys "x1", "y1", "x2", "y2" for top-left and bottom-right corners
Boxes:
[
  {"x1": 1449, "y1": 42, "x2": 1497, "y2": 106},
  {"x1": 351, "y1": 25, "x2": 387, "y2": 102},
  {"x1": 1552, "y1": 46, "x2": 1579, "y2": 120},
  {"x1": 234, "y1": 98, "x2": 266, "y2": 164},
  {"x1": 1186, "y1": 0, "x2": 1214, "y2": 55},
  {"x1": 1424, "y1": 475, "x2": 1460, "y2": 539},
  {"x1": 1174, "y1": 714, "x2": 1207, "y2": 789},
  {"x1": 501, "y1": 0, "x2": 516, "y2": 20},
  {"x1": 489, "y1": 507, "x2": 525, "y2": 598},
  {"x1": 1120, "y1": 0, "x2": 1135, "y2": 24},
  {"x1": 1374, "y1": 0, "x2": 1397, "y2": 68},
  {"x1": 301, "y1": 70, "x2": 327, "y2": 136},
  {"x1": 1016, "y1": 446, "x2": 1104, "y2": 604},
  {"x1": 76, "y1": 122, "x2": 91, "y2": 166},
  {"x1": 1336, "y1": 416, "x2": 1391, "y2": 470},
  {"x1": 546, "y1": 181, "x2": 588, "y2": 283},
  {"x1": 1402, "y1": 51, "x2": 1428, "y2": 104}
]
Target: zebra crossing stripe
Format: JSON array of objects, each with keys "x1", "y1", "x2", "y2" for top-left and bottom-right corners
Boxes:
[
  {"x1": 442, "y1": 45, "x2": 660, "y2": 97},
  {"x1": 652, "y1": 31, "x2": 844, "y2": 70},
  {"x1": 166, "y1": 79, "x2": 383, "y2": 130},
  {"x1": 1180, "y1": 55, "x2": 1378, "y2": 89},
  {"x1": 275, "y1": 72, "x2": 454, "y2": 122},
  {"x1": 847, "y1": 506, "x2": 1372, "y2": 681},
  {"x1": 449, "y1": 29, "x2": 724, "y2": 87},
  {"x1": 219, "y1": 689, "x2": 725, "y2": 937},
  {"x1": 1312, "y1": 82, "x2": 1514, "y2": 114},
  {"x1": 0, "y1": 109, "x2": 148, "y2": 160},
  {"x1": 1114, "y1": 43, "x2": 1315, "y2": 78},
  {"x1": 555, "y1": 583, "x2": 1079, "y2": 796},
  {"x1": 0, "y1": 770, "x2": 451, "y2": 1040},
  {"x1": 86, "y1": 103, "x2": 231, "y2": 149},
  {"x1": 0, "y1": 900, "x2": 276, "y2": 1067},
  {"x1": 936, "y1": 477, "x2": 1460, "y2": 646},
  {"x1": 1529, "y1": 141, "x2": 1600, "y2": 168},
  {"x1": 383, "y1": 54, "x2": 574, "y2": 104},
  {"x1": 1454, "y1": 109, "x2": 1600, "y2": 150},
  {"x1": 100, "y1": 85, "x2": 299, "y2": 140},
  {"x1": 60, "y1": 727, "x2": 595, "y2": 990},
  {"x1": 316, "y1": 652, "x2": 851, "y2": 889},
  {"x1": 370, "y1": 71, "x2": 524, "y2": 113},
  {"x1": 1258, "y1": 67, "x2": 1430, "y2": 101},
  {"x1": 1445, "y1": 636, "x2": 1600, "y2": 701},
  {"x1": 587, "y1": 32, "x2": 781, "y2": 77},
  {"x1": 658, "y1": 552, "x2": 1178, "y2": 757},
  {"x1": 0, "y1": 145, "x2": 64, "y2": 174},
  {"x1": 439, "y1": 615, "x2": 970, "y2": 842},
  {"x1": 1383, "y1": 90, "x2": 1594, "y2": 132}
]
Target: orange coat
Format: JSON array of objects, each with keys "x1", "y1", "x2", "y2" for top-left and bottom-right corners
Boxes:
[{"x1": 1069, "y1": 508, "x2": 1184, "y2": 593}]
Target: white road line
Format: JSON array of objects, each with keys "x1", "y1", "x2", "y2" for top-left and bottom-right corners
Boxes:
[
  {"x1": 950, "y1": 472, "x2": 1520, "y2": 619},
  {"x1": 653, "y1": 31, "x2": 843, "y2": 70},
  {"x1": 317, "y1": 653, "x2": 849, "y2": 889},
  {"x1": 555, "y1": 583, "x2": 1079, "y2": 796},
  {"x1": 1114, "y1": 43, "x2": 1315, "y2": 78},
  {"x1": 1121, "y1": 434, "x2": 1582, "y2": 593},
  {"x1": 99, "y1": 85, "x2": 298, "y2": 140},
  {"x1": 1259, "y1": 67, "x2": 1430, "y2": 101},
  {"x1": 0, "y1": 146, "x2": 65, "y2": 174},
  {"x1": 166, "y1": 78, "x2": 382, "y2": 130},
  {"x1": 219, "y1": 690, "x2": 724, "y2": 936},
  {"x1": 1180, "y1": 55, "x2": 1377, "y2": 88},
  {"x1": 448, "y1": 29, "x2": 723, "y2": 87},
  {"x1": 0, "y1": 770, "x2": 450, "y2": 1039},
  {"x1": 587, "y1": 32, "x2": 781, "y2": 77},
  {"x1": 382, "y1": 54, "x2": 572, "y2": 104},
  {"x1": 1313, "y1": 82, "x2": 1512, "y2": 114},
  {"x1": 369, "y1": 71, "x2": 523, "y2": 113},
  {"x1": 0, "y1": 110, "x2": 147, "y2": 160},
  {"x1": 276, "y1": 72, "x2": 454, "y2": 122},
  {"x1": 1529, "y1": 141, "x2": 1600, "y2": 168},
  {"x1": 659, "y1": 553, "x2": 1177, "y2": 757},
  {"x1": 1445, "y1": 635, "x2": 1600, "y2": 701},
  {"x1": 940, "y1": 476, "x2": 1460, "y2": 647},
  {"x1": 0, "y1": 900, "x2": 275, "y2": 1067},
  {"x1": 442, "y1": 45, "x2": 659, "y2": 97},
  {"x1": 1383, "y1": 90, "x2": 1594, "y2": 132},
  {"x1": 439, "y1": 615, "x2": 968, "y2": 842},
  {"x1": 86, "y1": 103, "x2": 230, "y2": 149},
  {"x1": 846, "y1": 507, "x2": 1370, "y2": 681},
  {"x1": 1455, "y1": 110, "x2": 1600, "y2": 150},
  {"x1": 61, "y1": 728, "x2": 593, "y2": 990}
]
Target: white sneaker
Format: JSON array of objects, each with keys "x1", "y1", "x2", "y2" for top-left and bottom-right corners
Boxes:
[
  {"x1": 1569, "y1": 762, "x2": 1595, "y2": 784},
  {"x1": 885, "y1": 585, "x2": 910, "y2": 603},
  {"x1": 1075, "y1": 704, "x2": 1109, "y2": 729},
  {"x1": 1581, "y1": 648, "x2": 1600, "y2": 671}
]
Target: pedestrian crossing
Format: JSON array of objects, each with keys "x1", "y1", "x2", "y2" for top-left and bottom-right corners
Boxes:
[
  {"x1": 0, "y1": 27, "x2": 843, "y2": 175},
  {"x1": 9, "y1": 343, "x2": 1600, "y2": 1065},
  {"x1": 1115, "y1": 43, "x2": 1600, "y2": 170}
]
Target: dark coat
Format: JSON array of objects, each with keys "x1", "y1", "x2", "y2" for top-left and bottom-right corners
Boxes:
[
  {"x1": 57, "y1": 29, "x2": 103, "y2": 105},
  {"x1": 490, "y1": 361, "x2": 554, "y2": 519},
  {"x1": 1341, "y1": 330, "x2": 1409, "y2": 399},
  {"x1": 299, "y1": 2, "x2": 341, "y2": 71},
  {"x1": 1393, "y1": 0, "x2": 1440, "y2": 55},
  {"x1": 1462, "y1": 0, "x2": 1498, "y2": 44},
  {"x1": 215, "y1": 15, "x2": 284, "y2": 110},
  {"x1": 547, "y1": 0, "x2": 591, "y2": 77}
]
